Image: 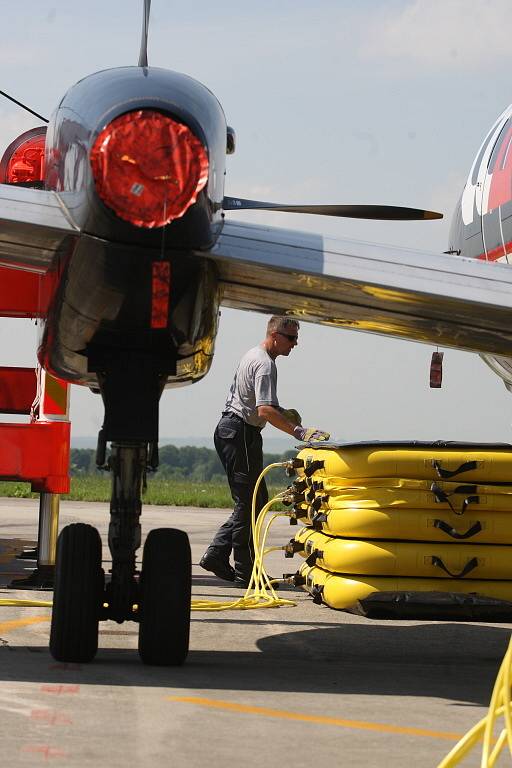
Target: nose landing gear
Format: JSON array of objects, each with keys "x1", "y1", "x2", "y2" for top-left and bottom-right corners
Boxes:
[{"x1": 49, "y1": 442, "x2": 192, "y2": 665}]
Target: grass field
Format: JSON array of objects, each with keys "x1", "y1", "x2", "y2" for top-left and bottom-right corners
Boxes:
[{"x1": 0, "y1": 476, "x2": 287, "y2": 508}]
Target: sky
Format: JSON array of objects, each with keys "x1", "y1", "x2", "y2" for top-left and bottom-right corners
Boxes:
[{"x1": 2, "y1": 0, "x2": 512, "y2": 448}]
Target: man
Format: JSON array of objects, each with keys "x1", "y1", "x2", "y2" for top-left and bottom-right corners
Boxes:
[{"x1": 199, "y1": 315, "x2": 330, "y2": 586}]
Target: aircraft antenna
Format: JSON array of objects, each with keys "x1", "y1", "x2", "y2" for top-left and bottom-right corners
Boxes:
[
  {"x1": 0, "y1": 90, "x2": 48, "y2": 123},
  {"x1": 138, "y1": 0, "x2": 151, "y2": 67}
]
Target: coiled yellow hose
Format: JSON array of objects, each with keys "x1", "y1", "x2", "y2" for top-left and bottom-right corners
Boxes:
[
  {"x1": 0, "y1": 461, "x2": 296, "y2": 614},
  {"x1": 438, "y1": 635, "x2": 512, "y2": 767},
  {"x1": 191, "y1": 461, "x2": 296, "y2": 611}
]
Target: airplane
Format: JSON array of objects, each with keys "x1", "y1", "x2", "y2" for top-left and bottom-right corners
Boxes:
[
  {"x1": 3, "y1": 0, "x2": 512, "y2": 667},
  {"x1": 448, "y1": 101, "x2": 512, "y2": 389}
]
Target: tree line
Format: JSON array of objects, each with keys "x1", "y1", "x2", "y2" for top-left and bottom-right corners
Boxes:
[{"x1": 70, "y1": 445, "x2": 296, "y2": 483}]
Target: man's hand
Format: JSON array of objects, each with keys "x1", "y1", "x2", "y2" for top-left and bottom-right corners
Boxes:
[
  {"x1": 281, "y1": 408, "x2": 302, "y2": 426},
  {"x1": 293, "y1": 425, "x2": 330, "y2": 442}
]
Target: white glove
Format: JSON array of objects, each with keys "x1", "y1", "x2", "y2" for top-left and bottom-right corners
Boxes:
[{"x1": 293, "y1": 426, "x2": 330, "y2": 442}]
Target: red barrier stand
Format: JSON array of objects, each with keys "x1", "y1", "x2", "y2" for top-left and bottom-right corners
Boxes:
[{"x1": 0, "y1": 265, "x2": 71, "y2": 588}]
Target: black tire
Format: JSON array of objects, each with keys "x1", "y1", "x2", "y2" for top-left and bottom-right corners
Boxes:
[
  {"x1": 138, "y1": 528, "x2": 191, "y2": 666},
  {"x1": 49, "y1": 523, "x2": 104, "y2": 663}
]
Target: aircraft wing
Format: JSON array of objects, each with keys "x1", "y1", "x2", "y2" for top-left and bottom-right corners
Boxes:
[
  {"x1": 0, "y1": 183, "x2": 79, "y2": 273},
  {"x1": 208, "y1": 219, "x2": 512, "y2": 357}
]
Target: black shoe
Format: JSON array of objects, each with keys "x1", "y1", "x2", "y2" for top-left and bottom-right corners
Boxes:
[
  {"x1": 233, "y1": 574, "x2": 280, "y2": 589},
  {"x1": 199, "y1": 552, "x2": 236, "y2": 582},
  {"x1": 233, "y1": 574, "x2": 252, "y2": 588}
]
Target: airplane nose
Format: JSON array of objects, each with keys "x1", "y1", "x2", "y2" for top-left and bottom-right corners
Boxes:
[{"x1": 89, "y1": 109, "x2": 208, "y2": 228}]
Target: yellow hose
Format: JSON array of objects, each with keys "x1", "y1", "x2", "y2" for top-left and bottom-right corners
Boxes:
[
  {"x1": 0, "y1": 461, "x2": 296, "y2": 614},
  {"x1": 191, "y1": 461, "x2": 296, "y2": 611},
  {"x1": 437, "y1": 636, "x2": 512, "y2": 767}
]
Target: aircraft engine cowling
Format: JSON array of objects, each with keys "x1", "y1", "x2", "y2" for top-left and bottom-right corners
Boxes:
[{"x1": 44, "y1": 66, "x2": 227, "y2": 251}]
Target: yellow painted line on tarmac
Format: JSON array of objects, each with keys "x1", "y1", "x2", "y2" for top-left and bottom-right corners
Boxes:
[
  {"x1": 167, "y1": 696, "x2": 464, "y2": 742},
  {"x1": 0, "y1": 599, "x2": 52, "y2": 607},
  {"x1": 0, "y1": 615, "x2": 50, "y2": 635}
]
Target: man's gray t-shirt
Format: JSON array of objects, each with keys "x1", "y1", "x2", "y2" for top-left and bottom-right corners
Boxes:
[{"x1": 223, "y1": 346, "x2": 279, "y2": 428}]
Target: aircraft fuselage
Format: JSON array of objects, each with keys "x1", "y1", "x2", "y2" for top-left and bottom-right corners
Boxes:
[{"x1": 449, "y1": 103, "x2": 512, "y2": 265}]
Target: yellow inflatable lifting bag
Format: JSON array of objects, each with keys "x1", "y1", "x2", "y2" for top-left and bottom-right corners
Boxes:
[
  {"x1": 296, "y1": 443, "x2": 512, "y2": 483},
  {"x1": 295, "y1": 505, "x2": 512, "y2": 545},
  {"x1": 305, "y1": 477, "x2": 512, "y2": 495},
  {"x1": 294, "y1": 527, "x2": 512, "y2": 580},
  {"x1": 299, "y1": 562, "x2": 512, "y2": 610},
  {"x1": 300, "y1": 486, "x2": 512, "y2": 513}
]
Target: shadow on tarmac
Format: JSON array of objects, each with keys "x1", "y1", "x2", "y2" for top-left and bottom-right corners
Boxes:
[{"x1": 0, "y1": 621, "x2": 509, "y2": 706}]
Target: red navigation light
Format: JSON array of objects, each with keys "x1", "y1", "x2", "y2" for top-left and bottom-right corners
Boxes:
[
  {"x1": 0, "y1": 127, "x2": 46, "y2": 185},
  {"x1": 90, "y1": 110, "x2": 209, "y2": 228}
]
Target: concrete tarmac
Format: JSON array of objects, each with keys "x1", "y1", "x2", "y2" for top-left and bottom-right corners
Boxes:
[{"x1": 0, "y1": 497, "x2": 510, "y2": 767}]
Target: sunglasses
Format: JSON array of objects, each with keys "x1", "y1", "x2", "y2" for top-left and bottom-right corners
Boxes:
[{"x1": 277, "y1": 332, "x2": 298, "y2": 342}]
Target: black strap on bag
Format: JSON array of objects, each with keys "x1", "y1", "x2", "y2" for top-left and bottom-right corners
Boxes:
[
  {"x1": 431, "y1": 482, "x2": 480, "y2": 515},
  {"x1": 431, "y1": 482, "x2": 456, "y2": 512},
  {"x1": 431, "y1": 555, "x2": 479, "y2": 578},
  {"x1": 292, "y1": 505, "x2": 308, "y2": 520},
  {"x1": 311, "y1": 512, "x2": 328, "y2": 530},
  {"x1": 453, "y1": 484, "x2": 478, "y2": 494},
  {"x1": 283, "y1": 539, "x2": 304, "y2": 558},
  {"x1": 461, "y1": 495, "x2": 480, "y2": 514},
  {"x1": 305, "y1": 549, "x2": 322, "y2": 567},
  {"x1": 311, "y1": 584, "x2": 324, "y2": 604},
  {"x1": 433, "y1": 519, "x2": 483, "y2": 540},
  {"x1": 304, "y1": 459, "x2": 325, "y2": 478},
  {"x1": 432, "y1": 459, "x2": 478, "y2": 479}
]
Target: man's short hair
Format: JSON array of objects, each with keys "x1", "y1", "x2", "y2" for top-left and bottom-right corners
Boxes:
[{"x1": 266, "y1": 315, "x2": 300, "y2": 336}]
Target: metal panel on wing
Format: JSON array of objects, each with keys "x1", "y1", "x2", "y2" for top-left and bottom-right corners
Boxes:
[
  {"x1": 208, "y1": 219, "x2": 512, "y2": 356},
  {"x1": 0, "y1": 183, "x2": 79, "y2": 272}
]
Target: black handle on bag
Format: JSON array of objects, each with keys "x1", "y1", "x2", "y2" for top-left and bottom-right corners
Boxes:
[
  {"x1": 430, "y1": 482, "x2": 456, "y2": 512},
  {"x1": 461, "y1": 495, "x2": 480, "y2": 514},
  {"x1": 433, "y1": 519, "x2": 483, "y2": 540},
  {"x1": 432, "y1": 459, "x2": 478, "y2": 479},
  {"x1": 311, "y1": 512, "x2": 328, "y2": 530},
  {"x1": 453, "y1": 485, "x2": 478, "y2": 494},
  {"x1": 305, "y1": 550, "x2": 322, "y2": 567},
  {"x1": 431, "y1": 555, "x2": 479, "y2": 578},
  {"x1": 431, "y1": 482, "x2": 480, "y2": 515},
  {"x1": 304, "y1": 460, "x2": 325, "y2": 478}
]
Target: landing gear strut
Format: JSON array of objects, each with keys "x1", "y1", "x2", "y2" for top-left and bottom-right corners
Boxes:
[{"x1": 106, "y1": 442, "x2": 146, "y2": 623}]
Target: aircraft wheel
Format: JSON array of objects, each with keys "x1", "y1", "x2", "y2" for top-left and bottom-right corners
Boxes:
[
  {"x1": 138, "y1": 528, "x2": 191, "y2": 666},
  {"x1": 50, "y1": 523, "x2": 104, "y2": 663}
]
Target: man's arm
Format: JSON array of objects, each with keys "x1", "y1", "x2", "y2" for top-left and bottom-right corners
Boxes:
[
  {"x1": 258, "y1": 405, "x2": 331, "y2": 442},
  {"x1": 257, "y1": 405, "x2": 297, "y2": 436}
]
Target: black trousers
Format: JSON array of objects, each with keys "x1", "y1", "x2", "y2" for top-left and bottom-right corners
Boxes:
[{"x1": 209, "y1": 413, "x2": 268, "y2": 577}]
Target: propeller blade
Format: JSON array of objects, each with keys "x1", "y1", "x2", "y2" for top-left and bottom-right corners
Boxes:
[
  {"x1": 138, "y1": 0, "x2": 151, "y2": 67},
  {"x1": 223, "y1": 196, "x2": 442, "y2": 221}
]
